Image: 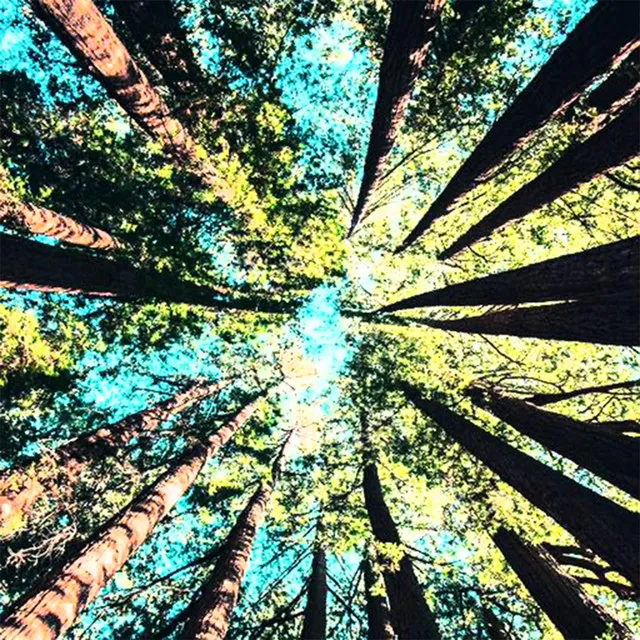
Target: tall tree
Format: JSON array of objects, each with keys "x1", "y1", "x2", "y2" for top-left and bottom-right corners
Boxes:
[
  {"x1": 493, "y1": 527, "x2": 633, "y2": 640},
  {"x1": 300, "y1": 543, "x2": 327, "y2": 640},
  {"x1": 439, "y1": 105, "x2": 639, "y2": 259},
  {"x1": 380, "y1": 236, "x2": 639, "y2": 312},
  {"x1": 396, "y1": 0, "x2": 640, "y2": 251},
  {"x1": 399, "y1": 382, "x2": 640, "y2": 587},
  {"x1": 468, "y1": 387, "x2": 639, "y2": 498},
  {"x1": 526, "y1": 379, "x2": 640, "y2": 406},
  {"x1": 348, "y1": 0, "x2": 446, "y2": 234},
  {"x1": 0, "y1": 379, "x2": 225, "y2": 530},
  {"x1": 363, "y1": 557, "x2": 395, "y2": 640},
  {"x1": 0, "y1": 233, "x2": 295, "y2": 314},
  {"x1": 0, "y1": 393, "x2": 266, "y2": 640}
]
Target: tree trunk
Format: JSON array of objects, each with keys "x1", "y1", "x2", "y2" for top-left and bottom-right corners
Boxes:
[
  {"x1": 493, "y1": 527, "x2": 633, "y2": 640},
  {"x1": 0, "y1": 380, "x2": 224, "y2": 531},
  {"x1": 482, "y1": 606, "x2": 512, "y2": 640},
  {"x1": 439, "y1": 104, "x2": 639, "y2": 259},
  {"x1": 396, "y1": 0, "x2": 640, "y2": 251},
  {"x1": 424, "y1": 294, "x2": 640, "y2": 346},
  {"x1": 363, "y1": 557, "x2": 395, "y2": 640},
  {"x1": 399, "y1": 382, "x2": 640, "y2": 587},
  {"x1": 527, "y1": 378, "x2": 640, "y2": 406},
  {"x1": 381, "y1": 236, "x2": 639, "y2": 312},
  {"x1": 0, "y1": 192, "x2": 124, "y2": 251},
  {"x1": 300, "y1": 547, "x2": 327, "y2": 640},
  {"x1": 0, "y1": 233, "x2": 294, "y2": 314},
  {"x1": 470, "y1": 388, "x2": 640, "y2": 498},
  {"x1": 348, "y1": 0, "x2": 446, "y2": 234},
  {"x1": 0, "y1": 395, "x2": 263, "y2": 640}
]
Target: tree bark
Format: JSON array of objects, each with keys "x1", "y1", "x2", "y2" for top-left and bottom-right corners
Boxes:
[
  {"x1": 348, "y1": 0, "x2": 446, "y2": 234},
  {"x1": 493, "y1": 527, "x2": 633, "y2": 640},
  {"x1": 363, "y1": 557, "x2": 395, "y2": 640},
  {"x1": 300, "y1": 547, "x2": 327, "y2": 640},
  {"x1": 0, "y1": 233, "x2": 294, "y2": 314},
  {"x1": 0, "y1": 380, "x2": 224, "y2": 531},
  {"x1": 400, "y1": 382, "x2": 640, "y2": 587},
  {"x1": 0, "y1": 395, "x2": 263, "y2": 640},
  {"x1": 0, "y1": 192, "x2": 124, "y2": 251},
  {"x1": 469, "y1": 388, "x2": 639, "y2": 498},
  {"x1": 527, "y1": 378, "x2": 640, "y2": 406},
  {"x1": 440, "y1": 104, "x2": 639, "y2": 259},
  {"x1": 381, "y1": 236, "x2": 639, "y2": 312},
  {"x1": 396, "y1": 0, "x2": 640, "y2": 252},
  {"x1": 424, "y1": 294, "x2": 640, "y2": 346}
]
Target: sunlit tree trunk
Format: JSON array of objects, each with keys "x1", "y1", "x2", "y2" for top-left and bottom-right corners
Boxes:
[
  {"x1": 400, "y1": 382, "x2": 640, "y2": 587},
  {"x1": 0, "y1": 396, "x2": 264, "y2": 640},
  {"x1": 439, "y1": 105, "x2": 639, "y2": 259},
  {"x1": 493, "y1": 527, "x2": 633, "y2": 640},
  {"x1": 363, "y1": 557, "x2": 395, "y2": 640},
  {"x1": 527, "y1": 379, "x2": 640, "y2": 406},
  {"x1": 381, "y1": 236, "x2": 638, "y2": 312},
  {"x1": 300, "y1": 546, "x2": 327, "y2": 640},
  {"x1": 396, "y1": 0, "x2": 640, "y2": 251},
  {"x1": 348, "y1": 0, "x2": 446, "y2": 234},
  {"x1": 0, "y1": 380, "x2": 224, "y2": 530}
]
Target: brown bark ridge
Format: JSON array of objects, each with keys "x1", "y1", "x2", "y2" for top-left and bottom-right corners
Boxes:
[
  {"x1": 363, "y1": 557, "x2": 395, "y2": 640},
  {"x1": 300, "y1": 546, "x2": 327, "y2": 640},
  {"x1": 527, "y1": 379, "x2": 640, "y2": 406},
  {"x1": 424, "y1": 294, "x2": 640, "y2": 346},
  {"x1": 399, "y1": 382, "x2": 640, "y2": 587},
  {"x1": 0, "y1": 233, "x2": 294, "y2": 314},
  {"x1": 0, "y1": 395, "x2": 264, "y2": 640},
  {"x1": 396, "y1": 0, "x2": 640, "y2": 252},
  {"x1": 439, "y1": 103, "x2": 640, "y2": 260},
  {"x1": 381, "y1": 236, "x2": 639, "y2": 312},
  {"x1": 0, "y1": 192, "x2": 124, "y2": 251},
  {"x1": 348, "y1": 0, "x2": 446, "y2": 235},
  {"x1": 469, "y1": 388, "x2": 640, "y2": 498},
  {"x1": 493, "y1": 527, "x2": 633, "y2": 640},
  {"x1": 0, "y1": 380, "x2": 225, "y2": 532},
  {"x1": 482, "y1": 606, "x2": 512, "y2": 640}
]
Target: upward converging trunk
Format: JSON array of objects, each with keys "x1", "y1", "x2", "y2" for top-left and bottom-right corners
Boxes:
[
  {"x1": 0, "y1": 233, "x2": 295, "y2": 314},
  {"x1": 348, "y1": 0, "x2": 446, "y2": 234},
  {"x1": 439, "y1": 104, "x2": 640, "y2": 259},
  {"x1": 300, "y1": 546, "x2": 327, "y2": 640},
  {"x1": 380, "y1": 236, "x2": 639, "y2": 312},
  {"x1": 363, "y1": 557, "x2": 395, "y2": 640},
  {"x1": 493, "y1": 527, "x2": 633, "y2": 640},
  {"x1": 0, "y1": 380, "x2": 224, "y2": 531},
  {"x1": 400, "y1": 382, "x2": 640, "y2": 587},
  {"x1": 526, "y1": 378, "x2": 640, "y2": 406},
  {"x1": 0, "y1": 395, "x2": 265, "y2": 640},
  {"x1": 469, "y1": 388, "x2": 639, "y2": 498},
  {"x1": 396, "y1": 0, "x2": 640, "y2": 251}
]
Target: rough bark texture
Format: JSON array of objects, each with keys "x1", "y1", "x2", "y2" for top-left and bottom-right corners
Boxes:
[
  {"x1": 527, "y1": 379, "x2": 640, "y2": 406},
  {"x1": 300, "y1": 547, "x2": 327, "y2": 640},
  {"x1": 0, "y1": 193, "x2": 124, "y2": 250},
  {"x1": 439, "y1": 104, "x2": 640, "y2": 259},
  {"x1": 470, "y1": 389, "x2": 639, "y2": 498},
  {"x1": 363, "y1": 558, "x2": 395, "y2": 640},
  {"x1": 0, "y1": 233, "x2": 293, "y2": 314},
  {"x1": 397, "y1": 0, "x2": 640, "y2": 251},
  {"x1": 0, "y1": 396, "x2": 262, "y2": 640},
  {"x1": 348, "y1": 0, "x2": 446, "y2": 234},
  {"x1": 400, "y1": 382, "x2": 640, "y2": 587},
  {"x1": 381, "y1": 236, "x2": 639, "y2": 312},
  {"x1": 493, "y1": 527, "x2": 633, "y2": 640},
  {"x1": 425, "y1": 294, "x2": 640, "y2": 346},
  {"x1": 482, "y1": 606, "x2": 512, "y2": 640}
]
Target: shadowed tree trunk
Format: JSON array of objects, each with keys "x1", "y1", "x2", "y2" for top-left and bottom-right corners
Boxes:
[
  {"x1": 527, "y1": 379, "x2": 640, "y2": 406},
  {"x1": 0, "y1": 395, "x2": 265, "y2": 640},
  {"x1": 300, "y1": 546, "x2": 327, "y2": 640},
  {"x1": 0, "y1": 380, "x2": 225, "y2": 531},
  {"x1": 0, "y1": 192, "x2": 124, "y2": 250},
  {"x1": 381, "y1": 236, "x2": 639, "y2": 312},
  {"x1": 439, "y1": 105, "x2": 639, "y2": 259},
  {"x1": 348, "y1": 0, "x2": 446, "y2": 234},
  {"x1": 396, "y1": 0, "x2": 640, "y2": 251},
  {"x1": 482, "y1": 606, "x2": 512, "y2": 640},
  {"x1": 399, "y1": 382, "x2": 640, "y2": 587},
  {"x1": 468, "y1": 388, "x2": 640, "y2": 498},
  {"x1": 493, "y1": 527, "x2": 633, "y2": 639},
  {"x1": 0, "y1": 233, "x2": 296, "y2": 314},
  {"x1": 363, "y1": 557, "x2": 395, "y2": 640}
]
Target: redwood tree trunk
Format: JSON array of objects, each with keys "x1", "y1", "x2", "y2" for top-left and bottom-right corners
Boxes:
[
  {"x1": 300, "y1": 547, "x2": 327, "y2": 640},
  {"x1": 0, "y1": 395, "x2": 263, "y2": 640},
  {"x1": 400, "y1": 382, "x2": 640, "y2": 587},
  {"x1": 396, "y1": 0, "x2": 640, "y2": 251},
  {"x1": 381, "y1": 236, "x2": 638, "y2": 312},
  {"x1": 470, "y1": 388, "x2": 639, "y2": 498},
  {"x1": 493, "y1": 527, "x2": 633, "y2": 639},
  {"x1": 439, "y1": 104, "x2": 639, "y2": 259},
  {"x1": 348, "y1": 0, "x2": 446, "y2": 234},
  {"x1": 527, "y1": 379, "x2": 640, "y2": 406},
  {"x1": 363, "y1": 558, "x2": 395, "y2": 640}
]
